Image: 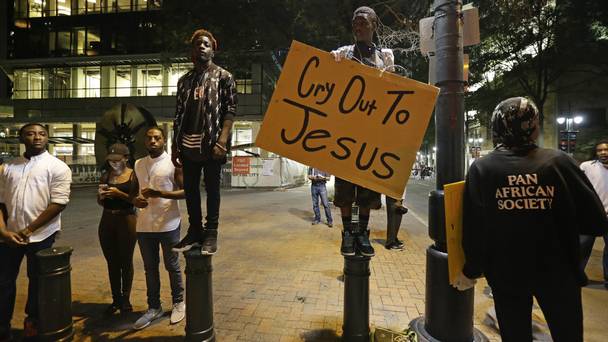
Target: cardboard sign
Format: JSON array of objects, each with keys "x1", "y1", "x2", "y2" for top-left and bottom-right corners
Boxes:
[
  {"x1": 232, "y1": 156, "x2": 251, "y2": 175},
  {"x1": 255, "y1": 41, "x2": 439, "y2": 198},
  {"x1": 444, "y1": 181, "x2": 465, "y2": 285}
]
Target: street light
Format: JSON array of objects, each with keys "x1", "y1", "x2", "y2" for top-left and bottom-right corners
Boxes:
[{"x1": 556, "y1": 115, "x2": 583, "y2": 154}]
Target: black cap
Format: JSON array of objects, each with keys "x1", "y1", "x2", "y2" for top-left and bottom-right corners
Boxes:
[{"x1": 106, "y1": 143, "x2": 130, "y2": 161}]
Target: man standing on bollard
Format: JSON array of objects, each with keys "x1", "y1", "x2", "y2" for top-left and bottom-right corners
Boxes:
[
  {"x1": 308, "y1": 167, "x2": 333, "y2": 227},
  {"x1": 454, "y1": 97, "x2": 608, "y2": 341},
  {"x1": 131, "y1": 127, "x2": 186, "y2": 330},
  {"x1": 330, "y1": 6, "x2": 394, "y2": 257},
  {"x1": 0, "y1": 123, "x2": 72, "y2": 340},
  {"x1": 579, "y1": 140, "x2": 608, "y2": 289},
  {"x1": 171, "y1": 28, "x2": 237, "y2": 255}
]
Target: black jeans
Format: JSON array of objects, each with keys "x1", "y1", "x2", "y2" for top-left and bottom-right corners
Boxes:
[
  {"x1": 491, "y1": 271, "x2": 582, "y2": 342},
  {"x1": 98, "y1": 212, "x2": 137, "y2": 304},
  {"x1": 182, "y1": 157, "x2": 222, "y2": 231},
  {"x1": 0, "y1": 233, "x2": 56, "y2": 332}
]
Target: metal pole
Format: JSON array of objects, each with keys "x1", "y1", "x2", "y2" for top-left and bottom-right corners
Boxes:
[
  {"x1": 36, "y1": 246, "x2": 74, "y2": 342},
  {"x1": 342, "y1": 254, "x2": 371, "y2": 342},
  {"x1": 184, "y1": 248, "x2": 215, "y2": 342},
  {"x1": 409, "y1": 0, "x2": 487, "y2": 340}
]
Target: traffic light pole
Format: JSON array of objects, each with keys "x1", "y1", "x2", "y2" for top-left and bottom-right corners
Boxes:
[{"x1": 409, "y1": 0, "x2": 486, "y2": 340}]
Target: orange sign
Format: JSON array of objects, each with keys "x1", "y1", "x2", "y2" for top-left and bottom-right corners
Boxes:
[
  {"x1": 232, "y1": 156, "x2": 250, "y2": 175},
  {"x1": 255, "y1": 41, "x2": 439, "y2": 198}
]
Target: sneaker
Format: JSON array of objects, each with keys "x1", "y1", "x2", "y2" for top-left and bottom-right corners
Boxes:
[
  {"x1": 385, "y1": 241, "x2": 404, "y2": 250},
  {"x1": 327, "y1": 222, "x2": 333, "y2": 228},
  {"x1": 394, "y1": 239, "x2": 405, "y2": 248},
  {"x1": 201, "y1": 230, "x2": 218, "y2": 255},
  {"x1": 356, "y1": 233, "x2": 375, "y2": 257},
  {"x1": 312, "y1": 220, "x2": 320, "y2": 225},
  {"x1": 172, "y1": 230, "x2": 203, "y2": 252},
  {"x1": 133, "y1": 307, "x2": 164, "y2": 330},
  {"x1": 170, "y1": 302, "x2": 186, "y2": 324},
  {"x1": 104, "y1": 302, "x2": 121, "y2": 316},
  {"x1": 340, "y1": 230, "x2": 355, "y2": 256}
]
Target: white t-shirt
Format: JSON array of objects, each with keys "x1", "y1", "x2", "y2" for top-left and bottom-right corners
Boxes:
[
  {"x1": 134, "y1": 152, "x2": 181, "y2": 233},
  {"x1": 580, "y1": 160, "x2": 608, "y2": 215},
  {"x1": 0, "y1": 151, "x2": 72, "y2": 242}
]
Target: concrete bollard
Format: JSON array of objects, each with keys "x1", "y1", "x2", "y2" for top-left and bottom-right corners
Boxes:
[
  {"x1": 342, "y1": 254, "x2": 371, "y2": 342},
  {"x1": 184, "y1": 247, "x2": 215, "y2": 342},
  {"x1": 36, "y1": 246, "x2": 74, "y2": 342}
]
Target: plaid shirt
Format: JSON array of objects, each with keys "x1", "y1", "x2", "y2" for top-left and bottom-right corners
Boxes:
[{"x1": 172, "y1": 63, "x2": 237, "y2": 153}]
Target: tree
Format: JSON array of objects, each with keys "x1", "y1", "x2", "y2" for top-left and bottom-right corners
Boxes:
[{"x1": 467, "y1": 0, "x2": 608, "y2": 130}]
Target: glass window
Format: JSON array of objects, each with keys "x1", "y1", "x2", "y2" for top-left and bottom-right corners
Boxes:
[
  {"x1": 115, "y1": 66, "x2": 131, "y2": 97},
  {"x1": 44, "y1": 0, "x2": 56, "y2": 16},
  {"x1": 87, "y1": 0, "x2": 103, "y2": 13},
  {"x1": 50, "y1": 68, "x2": 71, "y2": 98},
  {"x1": 168, "y1": 63, "x2": 192, "y2": 95},
  {"x1": 84, "y1": 67, "x2": 101, "y2": 97},
  {"x1": 74, "y1": 0, "x2": 86, "y2": 14},
  {"x1": 145, "y1": 64, "x2": 162, "y2": 96},
  {"x1": 73, "y1": 67, "x2": 85, "y2": 97},
  {"x1": 56, "y1": 31, "x2": 72, "y2": 56},
  {"x1": 236, "y1": 79, "x2": 253, "y2": 94},
  {"x1": 135, "y1": 0, "x2": 148, "y2": 11},
  {"x1": 117, "y1": 0, "x2": 131, "y2": 12},
  {"x1": 15, "y1": 0, "x2": 29, "y2": 18},
  {"x1": 74, "y1": 29, "x2": 86, "y2": 55},
  {"x1": 57, "y1": 0, "x2": 71, "y2": 15},
  {"x1": 13, "y1": 70, "x2": 28, "y2": 99},
  {"x1": 86, "y1": 28, "x2": 101, "y2": 56},
  {"x1": 29, "y1": 0, "x2": 43, "y2": 18},
  {"x1": 29, "y1": 69, "x2": 43, "y2": 99}
]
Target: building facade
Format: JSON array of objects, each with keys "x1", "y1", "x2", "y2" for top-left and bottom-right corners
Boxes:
[{"x1": 0, "y1": 1, "x2": 298, "y2": 185}]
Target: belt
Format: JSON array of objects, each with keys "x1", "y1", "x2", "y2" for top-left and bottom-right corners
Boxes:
[{"x1": 104, "y1": 208, "x2": 135, "y2": 216}]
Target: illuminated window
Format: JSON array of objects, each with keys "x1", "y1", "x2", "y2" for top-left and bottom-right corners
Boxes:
[
  {"x1": 236, "y1": 79, "x2": 253, "y2": 94},
  {"x1": 168, "y1": 63, "x2": 193, "y2": 95},
  {"x1": 115, "y1": 66, "x2": 132, "y2": 97}
]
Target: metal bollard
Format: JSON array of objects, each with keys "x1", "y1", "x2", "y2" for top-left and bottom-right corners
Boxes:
[
  {"x1": 342, "y1": 254, "x2": 371, "y2": 342},
  {"x1": 184, "y1": 247, "x2": 215, "y2": 342},
  {"x1": 36, "y1": 246, "x2": 74, "y2": 342}
]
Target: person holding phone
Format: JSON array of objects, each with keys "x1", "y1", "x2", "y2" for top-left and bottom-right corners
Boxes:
[{"x1": 97, "y1": 143, "x2": 137, "y2": 315}]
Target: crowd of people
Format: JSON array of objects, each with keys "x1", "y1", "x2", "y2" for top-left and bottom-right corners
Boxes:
[{"x1": 1, "y1": 6, "x2": 608, "y2": 342}]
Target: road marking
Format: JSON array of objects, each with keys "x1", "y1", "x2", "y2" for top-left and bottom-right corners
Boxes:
[{"x1": 408, "y1": 208, "x2": 428, "y2": 227}]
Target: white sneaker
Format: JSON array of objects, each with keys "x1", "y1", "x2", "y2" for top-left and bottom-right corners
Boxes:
[
  {"x1": 170, "y1": 301, "x2": 186, "y2": 324},
  {"x1": 133, "y1": 306, "x2": 164, "y2": 330}
]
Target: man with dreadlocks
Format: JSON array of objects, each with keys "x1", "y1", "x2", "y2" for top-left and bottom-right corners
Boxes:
[
  {"x1": 330, "y1": 6, "x2": 394, "y2": 257},
  {"x1": 453, "y1": 97, "x2": 608, "y2": 341},
  {"x1": 171, "y1": 29, "x2": 237, "y2": 255}
]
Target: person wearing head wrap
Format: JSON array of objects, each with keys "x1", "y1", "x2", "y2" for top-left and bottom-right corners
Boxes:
[{"x1": 452, "y1": 97, "x2": 608, "y2": 341}]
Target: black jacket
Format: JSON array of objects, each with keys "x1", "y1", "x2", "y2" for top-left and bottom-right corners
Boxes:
[
  {"x1": 462, "y1": 146, "x2": 608, "y2": 291},
  {"x1": 172, "y1": 63, "x2": 237, "y2": 155}
]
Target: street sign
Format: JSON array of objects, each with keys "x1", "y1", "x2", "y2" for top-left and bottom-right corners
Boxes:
[
  {"x1": 255, "y1": 41, "x2": 439, "y2": 199},
  {"x1": 419, "y1": 6, "x2": 480, "y2": 54}
]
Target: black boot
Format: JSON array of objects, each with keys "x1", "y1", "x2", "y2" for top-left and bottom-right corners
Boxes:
[
  {"x1": 341, "y1": 229, "x2": 356, "y2": 256},
  {"x1": 201, "y1": 229, "x2": 218, "y2": 255},
  {"x1": 356, "y1": 228, "x2": 375, "y2": 257}
]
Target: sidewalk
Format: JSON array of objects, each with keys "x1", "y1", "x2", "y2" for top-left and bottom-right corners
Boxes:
[{"x1": 8, "y1": 184, "x2": 607, "y2": 341}]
